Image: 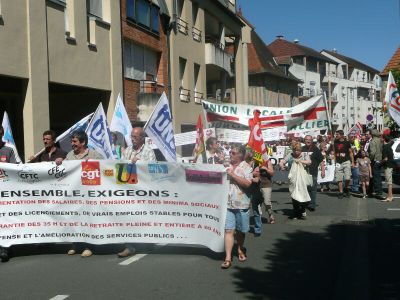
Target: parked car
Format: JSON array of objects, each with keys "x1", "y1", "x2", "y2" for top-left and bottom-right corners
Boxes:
[
  {"x1": 392, "y1": 138, "x2": 400, "y2": 160},
  {"x1": 392, "y1": 159, "x2": 400, "y2": 185}
]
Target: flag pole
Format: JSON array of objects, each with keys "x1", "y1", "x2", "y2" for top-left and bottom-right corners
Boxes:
[{"x1": 323, "y1": 92, "x2": 333, "y2": 134}]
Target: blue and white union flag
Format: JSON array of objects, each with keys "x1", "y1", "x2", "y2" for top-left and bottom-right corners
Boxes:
[
  {"x1": 56, "y1": 113, "x2": 94, "y2": 153},
  {"x1": 110, "y1": 93, "x2": 132, "y2": 147},
  {"x1": 144, "y1": 92, "x2": 176, "y2": 162},
  {"x1": 86, "y1": 103, "x2": 114, "y2": 159},
  {"x1": 1, "y1": 112, "x2": 22, "y2": 163}
]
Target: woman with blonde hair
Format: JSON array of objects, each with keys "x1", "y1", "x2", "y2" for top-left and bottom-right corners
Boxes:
[{"x1": 280, "y1": 142, "x2": 312, "y2": 219}]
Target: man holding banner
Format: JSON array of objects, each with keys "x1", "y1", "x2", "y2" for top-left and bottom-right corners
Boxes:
[
  {"x1": 118, "y1": 127, "x2": 156, "y2": 258},
  {"x1": 58, "y1": 130, "x2": 102, "y2": 257}
]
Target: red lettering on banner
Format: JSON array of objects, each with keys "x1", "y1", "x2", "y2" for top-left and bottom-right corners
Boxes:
[
  {"x1": 391, "y1": 103, "x2": 400, "y2": 112},
  {"x1": 291, "y1": 106, "x2": 326, "y2": 121},
  {"x1": 206, "y1": 112, "x2": 239, "y2": 122},
  {"x1": 81, "y1": 161, "x2": 101, "y2": 185}
]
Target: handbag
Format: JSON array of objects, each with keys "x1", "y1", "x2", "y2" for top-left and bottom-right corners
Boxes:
[{"x1": 249, "y1": 181, "x2": 264, "y2": 206}]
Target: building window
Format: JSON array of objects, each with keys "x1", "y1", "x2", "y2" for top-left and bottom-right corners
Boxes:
[
  {"x1": 179, "y1": 57, "x2": 187, "y2": 88},
  {"x1": 126, "y1": 0, "x2": 135, "y2": 19},
  {"x1": 124, "y1": 40, "x2": 159, "y2": 81},
  {"x1": 293, "y1": 57, "x2": 304, "y2": 65},
  {"x1": 137, "y1": 0, "x2": 150, "y2": 27},
  {"x1": 126, "y1": 0, "x2": 160, "y2": 33},
  {"x1": 87, "y1": 0, "x2": 102, "y2": 19},
  {"x1": 150, "y1": 5, "x2": 159, "y2": 32}
]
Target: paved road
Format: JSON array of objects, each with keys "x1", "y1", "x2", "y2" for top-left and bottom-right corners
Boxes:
[{"x1": 1, "y1": 185, "x2": 399, "y2": 300}]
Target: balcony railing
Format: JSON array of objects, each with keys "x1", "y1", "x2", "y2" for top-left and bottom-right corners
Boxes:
[
  {"x1": 177, "y1": 18, "x2": 188, "y2": 35},
  {"x1": 205, "y1": 42, "x2": 233, "y2": 76},
  {"x1": 194, "y1": 91, "x2": 204, "y2": 104},
  {"x1": 179, "y1": 87, "x2": 190, "y2": 102},
  {"x1": 192, "y1": 26, "x2": 202, "y2": 42},
  {"x1": 140, "y1": 80, "x2": 158, "y2": 94}
]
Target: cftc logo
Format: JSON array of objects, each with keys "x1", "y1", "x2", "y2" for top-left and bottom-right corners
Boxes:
[{"x1": 115, "y1": 163, "x2": 137, "y2": 184}]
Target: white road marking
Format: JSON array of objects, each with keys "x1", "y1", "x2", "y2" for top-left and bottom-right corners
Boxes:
[
  {"x1": 393, "y1": 196, "x2": 400, "y2": 199},
  {"x1": 119, "y1": 254, "x2": 148, "y2": 266},
  {"x1": 387, "y1": 208, "x2": 400, "y2": 211},
  {"x1": 49, "y1": 295, "x2": 69, "y2": 300}
]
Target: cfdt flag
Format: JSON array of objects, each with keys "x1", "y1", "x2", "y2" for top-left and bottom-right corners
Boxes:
[
  {"x1": 385, "y1": 71, "x2": 400, "y2": 126},
  {"x1": 86, "y1": 103, "x2": 114, "y2": 159},
  {"x1": 247, "y1": 110, "x2": 269, "y2": 164},
  {"x1": 55, "y1": 113, "x2": 94, "y2": 153},
  {"x1": 144, "y1": 92, "x2": 176, "y2": 162},
  {"x1": 110, "y1": 93, "x2": 132, "y2": 147},
  {"x1": 1, "y1": 112, "x2": 21, "y2": 163}
]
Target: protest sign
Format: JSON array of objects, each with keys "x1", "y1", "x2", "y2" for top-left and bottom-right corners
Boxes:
[
  {"x1": 0, "y1": 161, "x2": 228, "y2": 252},
  {"x1": 202, "y1": 95, "x2": 329, "y2": 133}
]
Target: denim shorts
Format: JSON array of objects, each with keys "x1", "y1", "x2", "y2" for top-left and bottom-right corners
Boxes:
[{"x1": 225, "y1": 209, "x2": 250, "y2": 232}]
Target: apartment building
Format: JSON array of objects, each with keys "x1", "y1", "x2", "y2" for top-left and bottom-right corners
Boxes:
[
  {"x1": 0, "y1": 0, "x2": 123, "y2": 159},
  {"x1": 321, "y1": 50, "x2": 383, "y2": 132},
  {"x1": 268, "y1": 37, "x2": 338, "y2": 105},
  {"x1": 120, "y1": 0, "x2": 170, "y2": 124},
  {"x1": 245, "y1": 24, "x2": 300, "y2": 107},
  {"x1": 164, "y1": 0, "x2": 249, "y2": 147}
]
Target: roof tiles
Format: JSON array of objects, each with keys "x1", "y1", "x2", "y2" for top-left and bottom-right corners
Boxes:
[{"x1": 382, "y1": 47, "x2": 400, "y2": 75}]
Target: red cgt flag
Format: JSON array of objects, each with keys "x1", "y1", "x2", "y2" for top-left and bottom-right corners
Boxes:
[
  {"x1": 248, "y1": 110, "x2": 269, "y2": 164},
  {"x1": 193, "y1": 115, "x2": 205, "y2": 159}
]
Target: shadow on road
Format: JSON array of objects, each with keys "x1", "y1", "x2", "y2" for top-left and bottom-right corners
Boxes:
[{"x1": 230, "y1": 218, "x2": 400, "y2": 300}]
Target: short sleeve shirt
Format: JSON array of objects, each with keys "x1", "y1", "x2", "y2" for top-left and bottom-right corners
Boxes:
[
  {"x1": 334, "y1": 140, "x2": 351, "y2": 164},
  {"x1": 123, "y1": 144, "x2": 156, "y2": 162},
  {"x1": 0, "y1": 144, "x2": 16, "y2": 163},
  {"x1": 66, "y1": 148, "x2": 103, "y2": 160},
  {"x1": 357, "y1": 157, "x2": 371, "y2": 176},
  {"x1": 228, "y1": 161, "x2": 253, "y2": 209}
]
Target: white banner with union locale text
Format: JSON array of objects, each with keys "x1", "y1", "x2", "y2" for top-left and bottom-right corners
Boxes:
[{"x1": 0, "y1": 161, "x2": 228, "y2": 252}]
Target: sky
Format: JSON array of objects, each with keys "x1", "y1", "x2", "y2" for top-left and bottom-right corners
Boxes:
[{"x1": 237, "y1": 0, "x2": 400, "y2": 71}]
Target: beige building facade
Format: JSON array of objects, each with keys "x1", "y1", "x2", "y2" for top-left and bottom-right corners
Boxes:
[
  {"x1": 165, "y1": 0, "x2": 249, "y2": 155},
  {"x1": 0, "y1": 0, "x2": 123, "y2": 159}
]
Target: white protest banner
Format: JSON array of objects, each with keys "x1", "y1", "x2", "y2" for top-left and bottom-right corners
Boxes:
[
  {"x1": 318, "y1": 164, "x2": 335, "y2": 183},
  {"x1": 216, "y1": 127, "x2": 287, "y2": 143},
  {"x1": 144, "y1": 93, "x2": 176, "y2": 162},
  {"x1": 145, "y1": 129, "x2": 216, "y2": 149},
  {"x1": 203, "y1": 95, "x2": 329, "y2": 133},
  {"x1": 0, "y1": 161, "x2": 227, "y2": 252},
  {"x1": 275, "y1": 146, "x2": 287, "y2": 159}
]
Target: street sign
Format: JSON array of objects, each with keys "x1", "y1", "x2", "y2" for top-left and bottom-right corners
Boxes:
[{"x1": 366, "y1": 114, "x2": 374, "y2": 121}]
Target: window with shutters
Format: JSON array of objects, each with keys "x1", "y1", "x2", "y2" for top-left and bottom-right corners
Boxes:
[{"x1": 123, "y1": 40, "x2": 159, "y2": 81}]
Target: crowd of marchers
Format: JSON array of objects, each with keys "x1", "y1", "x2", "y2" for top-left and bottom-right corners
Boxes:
[{"x1": 0, "y1": 126, "x2": 396, "y2": 270}]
